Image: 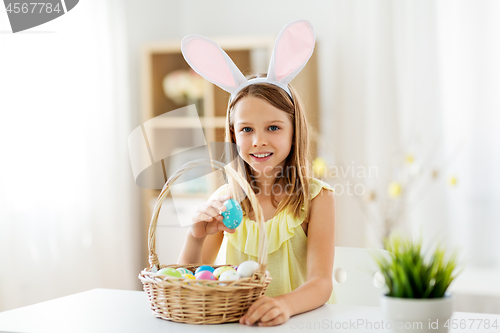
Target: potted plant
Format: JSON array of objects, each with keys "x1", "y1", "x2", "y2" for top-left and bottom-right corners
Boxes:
[{"x1": 374, "y1": 234, "x2": 463, "y2": 333}]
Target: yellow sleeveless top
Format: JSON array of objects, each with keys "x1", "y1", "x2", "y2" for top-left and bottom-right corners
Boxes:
[{"x1": 209, "y1": 177, "x2": 336, "y2": 304}]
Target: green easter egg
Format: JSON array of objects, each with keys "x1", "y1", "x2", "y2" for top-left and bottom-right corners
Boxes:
[{"x1": 157, "y1": 267, "x2": 182, "y2": 278}]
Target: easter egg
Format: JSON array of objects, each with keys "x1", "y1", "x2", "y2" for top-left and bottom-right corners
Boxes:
[
  {"x1": 195, "y1": 270, "x2": 215, "y2": 280},
  {"x1": 219, "y1": 270, "x2": 240, "y2": 281},
  {"x1": 182, "y1": 273, "x2": 195, "y2": 280},
  {"x1": 212, "y1": 266, "x2": 236, "y2": 279},
  {"x1": 219, "y1": 270, "x2": 240, "y2": 286},
  {"x1": 157, "y1": 267, "x2": 182, "y2": 278},
  {"x1": 176, "y1": 267, "x2": 193, "y2": 275},
  {"x1": 221, "y1": 199, "x2": 243, "y2": 229},
  {"x1": 195, "y1": 265, "x2": 214, "y2": 275},
  {"x1": 237, "y1": 260, "x2": 259, "y2": 278}
]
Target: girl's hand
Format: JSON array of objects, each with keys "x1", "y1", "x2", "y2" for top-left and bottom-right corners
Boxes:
[
  {"x1": 239, "y1": 296, "x2": 292, "y2": 327},
  {"x1": 190, "y1": 194, "x2": 236, "y2": 239}
]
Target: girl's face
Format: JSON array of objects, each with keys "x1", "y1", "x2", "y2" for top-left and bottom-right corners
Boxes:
[{"x1": 232, "y1": 96, "x2": 294, "y2": 177}]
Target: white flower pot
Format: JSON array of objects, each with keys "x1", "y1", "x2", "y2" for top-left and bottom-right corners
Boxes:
[{"x1": 381, "y1": 294, "x2": 454, "y2": 333}]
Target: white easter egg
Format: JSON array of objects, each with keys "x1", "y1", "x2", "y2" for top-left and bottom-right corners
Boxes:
[
  {"x1": 219, "y1": 270, "x2": 240, "y2": 281},
  {"x1": 236, "y1": 260, "x2": 259, "y2": 278},
  {"x1": 218, "y1": 270, "x2": 240, "y2": 286}
]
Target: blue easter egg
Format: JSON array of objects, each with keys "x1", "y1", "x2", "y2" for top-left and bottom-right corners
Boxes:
[
  {"x1": 195, "y1": 265, "x2": 214, "y2": 275},
  {"x1": 221, "y1": 199, "x2": 243, "y2": 229}
]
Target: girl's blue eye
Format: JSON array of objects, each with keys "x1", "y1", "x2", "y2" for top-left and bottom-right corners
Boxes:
[{"x1": 241, "y1": 126, "x2": 278, "y2": 132}]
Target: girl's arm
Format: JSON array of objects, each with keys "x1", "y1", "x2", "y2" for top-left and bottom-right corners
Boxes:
[
  {"x1": 284, "y1": 188, "x2": 336, "y2": 311},
  {"x1": 177, "y1": 230, "x2": 224, "y2": 265},
  {"x1": 177, "y1": 194, "x2": 233, "y2": 265},
  {"x1": 240, "y1": 188, "x2": 336, "y2": 326},
  {"x1": 177, "y1": 230, "x2": 206, "y2": 264},
  {"x1": 201, "y1": 230, "x2": 225, "y2": 264}
]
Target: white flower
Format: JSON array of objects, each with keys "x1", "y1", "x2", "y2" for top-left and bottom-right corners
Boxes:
[{"x1": 163, "y1": 69, "x2": 204, "y2": 104}]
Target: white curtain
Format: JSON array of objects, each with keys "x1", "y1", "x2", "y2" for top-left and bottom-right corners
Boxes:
[
  {"x1": 391, "y1": 0, "x2": 500, "y2": 267},
  {"x1": 325, "y1": 0, "x2": 500, "y2": 267},
  {"x1": 0, "y1": 0, "x2": 141, "y2": 311},
  {"x1": 436, "y1": 0, "x2": 500, "y2": 267}
]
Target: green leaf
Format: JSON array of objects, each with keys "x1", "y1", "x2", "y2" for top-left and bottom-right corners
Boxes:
[{"x1": 396, "y1": 264, "x2": 414, "y2": 298}]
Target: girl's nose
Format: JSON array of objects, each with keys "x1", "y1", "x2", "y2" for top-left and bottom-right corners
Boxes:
[{"x1": 252, "y1": 133, "x2": 267, "y2": 147}]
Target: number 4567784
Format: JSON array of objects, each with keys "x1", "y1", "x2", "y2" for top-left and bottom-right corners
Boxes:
[
  {"x1": 6, "y1": 3, "x2": 62, "y2": 14},
  {"x1": 444, "y1": 318, "x2": 498, "y2": 330}
]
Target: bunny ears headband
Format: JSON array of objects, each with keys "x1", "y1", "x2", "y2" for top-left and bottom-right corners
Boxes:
[{"x1": 181, "y1": 19, "x2": 316, "y2": 101}]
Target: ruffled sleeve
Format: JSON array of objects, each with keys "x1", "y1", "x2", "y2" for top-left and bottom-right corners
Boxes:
[
  {"x1": 302, "y1": 177, "x2": 334, "y2": 211},
  {"x1": 224, "y1": 178, "x2": 334, "y2": 257}
]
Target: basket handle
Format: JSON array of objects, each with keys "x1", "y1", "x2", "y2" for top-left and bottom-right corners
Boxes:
[{"x1": 147, "y1": 159, "x2": 267, "y2": 275}]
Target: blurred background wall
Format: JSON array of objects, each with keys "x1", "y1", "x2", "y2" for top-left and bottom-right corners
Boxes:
[{"x1": 0, "y1": 0, "x2": 498, "y2": 314}]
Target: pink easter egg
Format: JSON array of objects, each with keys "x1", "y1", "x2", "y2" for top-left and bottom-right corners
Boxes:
[{"x1": 195, "y1": 270, "x2": 215, "y2": 280}]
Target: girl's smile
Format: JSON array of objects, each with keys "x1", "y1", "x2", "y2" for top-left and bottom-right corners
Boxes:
[
  {"x1": 232, "y1": 96, "x2": 294, "y2": 177},
  {"x1": 250, "y1": 152, "x2": 273, "y2": 161}
]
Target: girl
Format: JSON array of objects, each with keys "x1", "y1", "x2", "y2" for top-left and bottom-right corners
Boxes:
[{"x1": 177, "y1": 20, "x2": 336, "y2": 326}]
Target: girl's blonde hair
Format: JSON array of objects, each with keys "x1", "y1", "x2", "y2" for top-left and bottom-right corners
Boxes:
[{"x1": 223, "y1": 74, "x2": 312, "y2": 221}]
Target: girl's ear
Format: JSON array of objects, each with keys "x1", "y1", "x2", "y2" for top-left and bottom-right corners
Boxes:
[
  {"x1": 181, "y1": 35, "x2": 247, "y2": 95},
  {"x1": 267, "y1": 20, "x2": 315, "y2": 86}
]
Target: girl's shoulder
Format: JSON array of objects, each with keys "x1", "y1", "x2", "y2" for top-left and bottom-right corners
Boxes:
[{"x1": 309, "y1": 177, "x2": 334, "y2": 200}]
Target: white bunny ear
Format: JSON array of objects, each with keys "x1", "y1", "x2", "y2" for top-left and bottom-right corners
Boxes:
[
  {"x1": 267, "y1": 20, "x2": 315, "y2": 85},
  {"x1": 181, "y1": 35, "x2": 247, "y2": 95}
]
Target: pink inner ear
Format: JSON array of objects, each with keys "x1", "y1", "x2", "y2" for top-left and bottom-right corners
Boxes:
[
  {"x1": 185, "y1": 39, "x2": 236, "y2": 87},
  {"x1": 274, "y1": 22, "x2": 314, "y2": 81}
]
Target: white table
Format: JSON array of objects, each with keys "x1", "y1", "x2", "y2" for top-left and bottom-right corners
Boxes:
[
  {"x1": 0, "y1": 289, "x2": 498, "y2": 333},
  {"x1": 448, "y1": 267, "x2": 500, "y2": 314}
]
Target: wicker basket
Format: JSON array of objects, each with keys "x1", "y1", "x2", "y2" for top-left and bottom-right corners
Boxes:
[{"x1": 138, "y1": 159, "x2": 271, "y2": 324}]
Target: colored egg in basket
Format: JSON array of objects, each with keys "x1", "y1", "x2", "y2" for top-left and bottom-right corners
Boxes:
[
  {"x1": 195, "y1": 270, "x2": 215, "y2": 280},
  {"x1": 157, "y1": 267, "x2": 182, "y2": 278},
  {"x1": 195, "y1": 270, "x2": 216, "y2": 286},
  {"x1": 182, "y1": 273, "x2": 196, "y2": 285},
  {"x1": 176, "y1": 267, "x2": 193, "y2": 275},
  {"x1": 195, "y1": 265, "x2": 214, "y2": 275}
]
